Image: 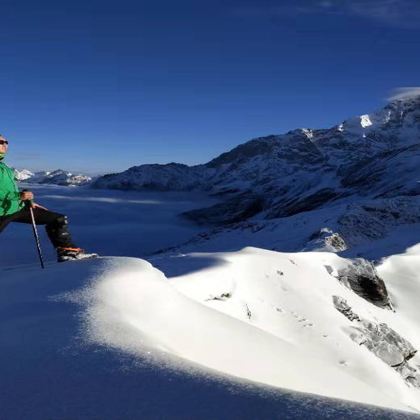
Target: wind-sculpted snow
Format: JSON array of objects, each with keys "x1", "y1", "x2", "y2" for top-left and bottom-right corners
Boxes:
[{"x1": 72, "y1": 248, "x2": 420, "y2": 414}]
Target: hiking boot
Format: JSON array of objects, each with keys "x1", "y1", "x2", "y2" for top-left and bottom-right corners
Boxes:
[{"x1": 57, "y1": 247, "x2": 98, "y2": 262}]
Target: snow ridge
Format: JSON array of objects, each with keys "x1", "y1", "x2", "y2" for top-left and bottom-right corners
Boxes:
[{"x1": 78, "y1": 249, "x2": 420, "y2": 413}]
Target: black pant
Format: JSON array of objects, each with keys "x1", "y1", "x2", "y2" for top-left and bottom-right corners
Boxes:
[{"x1": 0, "y1": 207, "x2": 76, "y2": 249}]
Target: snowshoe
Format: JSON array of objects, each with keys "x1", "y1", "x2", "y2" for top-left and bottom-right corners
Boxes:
[{"x1": 57, "y1": 247, "x2": 98, "y2": 263}]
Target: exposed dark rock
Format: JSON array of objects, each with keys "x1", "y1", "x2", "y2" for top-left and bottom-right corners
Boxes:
[
  {"x1": 333, "y1": 296, "x2": 420, "y2": 386},
  {"x1": 278, "y1": 188, "x2": 340, "y2": 217},
  {"x1": 245, "y1": 304, "x2": 252, "y2": 320},
  {"x1": 395, "y1": 362, "x2": 420, "y2": 387},
  {"x1": 205, "y1": 293, "x2": 232, "y2": 302},
  {"x1": 332, "y1": 296, "x2": 360, "y2": 321},
  {"x1": 355, "y1": 321, "x2": 417, "y2": 367},
  {"x1": 304, "y1": 229, "x2": 347, "y2": 252},
  {"x1": 337, "y1": 259, "x2": 392, "y2": 309},
  {"x1": 182, "y1": 194, "x2": 264, "y2": 226}
]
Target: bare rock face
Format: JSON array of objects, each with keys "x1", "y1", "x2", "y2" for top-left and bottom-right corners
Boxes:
[
  {"x1": 354, "y1": 321, "x2": 417, "y2": 367},
  {"x1": 333, "y1": 296, "x2": 420, "y2": 387},
  {"x1": 337, "y1": 259, "x2": 392, "y2": 309},
  {"x1": 182, "y1": 194, "x2": 264, "y2": 225},
  {"x1": 304, "y1": 228, "x2": 347, "y2": 252},
  {"x1": 396, "y1": 362, "x2": 420, "y2": 387},
  {"x1": 332, "y1": 296, "x2": 360, "y2": 321}
]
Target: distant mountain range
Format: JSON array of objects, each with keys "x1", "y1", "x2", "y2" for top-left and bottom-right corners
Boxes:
[{"x1": 14, "y1": 168, "x2": 92, "y2": 186}]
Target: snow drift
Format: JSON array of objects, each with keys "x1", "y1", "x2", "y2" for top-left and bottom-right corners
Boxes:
[{"x1": 60, "y1": 246, "x2": 420, "y2": 414}]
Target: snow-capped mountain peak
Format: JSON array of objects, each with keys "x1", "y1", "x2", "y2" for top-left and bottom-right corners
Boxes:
[
  {"x1": 14, "y1": 168, "x2": 92, "y2": 186},
  {"x1": 92, "y1": 98, "x2": 420, "y2": 258}
]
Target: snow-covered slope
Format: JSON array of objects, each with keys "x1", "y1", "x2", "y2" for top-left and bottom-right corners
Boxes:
[
  {"x1": 149, "y1": 247, "x2": 420, "y2": 413},
  {"x1": 159, "y1": 196, "x2": 420, "y2": 260},
  {"x1": 2, "y1": 252, "x2": 420, "y2": 418}
]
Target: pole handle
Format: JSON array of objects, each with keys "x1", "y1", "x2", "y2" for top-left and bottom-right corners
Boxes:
[{"x1": 21, "y1": 189, "x2": 34, "y2": 208}]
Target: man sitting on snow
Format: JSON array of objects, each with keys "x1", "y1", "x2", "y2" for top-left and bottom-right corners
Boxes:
[{"x1": 0, "y1": 133, "x2": 96, "y2": 262}]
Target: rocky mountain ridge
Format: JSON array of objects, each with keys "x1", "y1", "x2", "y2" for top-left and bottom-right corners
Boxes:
[
  {"x1": 93, "y1": 96, "x2": 420, "y2": 204},
  {"x1": 92, "y1": 96, "x2": 420, "y2": 256}
]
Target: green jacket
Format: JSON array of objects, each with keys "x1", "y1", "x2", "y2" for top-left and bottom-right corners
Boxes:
[{"x1": 0, "y1": 161, "x2": 23, "y2": 216}]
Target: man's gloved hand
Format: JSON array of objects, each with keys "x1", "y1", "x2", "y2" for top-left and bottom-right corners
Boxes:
[{"x1": 20, "y1": 190, "x2": 48, "y2": 210}]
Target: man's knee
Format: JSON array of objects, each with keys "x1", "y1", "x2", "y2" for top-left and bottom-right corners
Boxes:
[
  {"x1": 46, "y1": 213, "x2": 68, "y2": 231},
  {"x1": 55, "y1": 214, "x2": 68, "y2": 226}
]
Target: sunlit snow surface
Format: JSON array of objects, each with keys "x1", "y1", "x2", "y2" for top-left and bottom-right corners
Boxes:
[{"x1": 1, "y1": 186, "x2": 420, "y2": 419}]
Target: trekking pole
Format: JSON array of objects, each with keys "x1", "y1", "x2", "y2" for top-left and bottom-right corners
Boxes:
[{"x1": 23, "y1": 194, "x2": 45, "y2": 269}]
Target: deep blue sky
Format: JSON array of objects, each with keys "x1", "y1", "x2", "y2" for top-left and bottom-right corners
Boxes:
[{"x1": 1, "y1": 0, "x2": 419, "y2": 174}]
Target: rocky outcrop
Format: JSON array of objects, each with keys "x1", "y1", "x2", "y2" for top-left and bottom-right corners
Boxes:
[
  {"x1": 333, "y1": 296, "x2": 420, "y2": 387},
  {"x1": 337, "y1": 259, "x2": 392, "y2": 309},
  {"x1": 304, "y1": 229, "x2": 347, "y2": 252},
  {"x1": 332, "y1": 296, "x2": 360, "y2": 321}
]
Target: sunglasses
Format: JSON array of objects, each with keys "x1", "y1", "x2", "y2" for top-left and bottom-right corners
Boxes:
[{"x1": 0, "y1": 140, "x2": 8, "y2": 145}]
